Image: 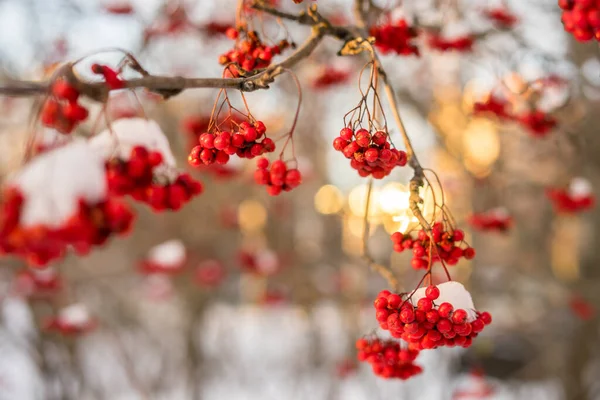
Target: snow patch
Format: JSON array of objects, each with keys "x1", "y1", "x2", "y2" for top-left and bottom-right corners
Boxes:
[
  {"x1": 59, "y1": 303, "x2": 91, "y2": 327},
  {"x1": 147, "y1": 239, "x2": 186, "y2": 267},
  {"x1": 569, "y1": 177, "x2": 592, "y2": 198},
  {"x1": 9, "y1": 140, "x2": 107, "y2": 228},
  {"x1": 410, "y1": 281, "x2": 477, "y2": 322}
]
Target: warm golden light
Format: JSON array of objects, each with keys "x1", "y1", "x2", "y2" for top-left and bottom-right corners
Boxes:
[
  {"x1": 378, "y1": 182, "x2": 409, "y2": 215},
  {"x1": 238, "y1": 200, "x2": 267, "y2": 232},
  {"x1": 348, "y1": 184, "x2": 381, "y2": 218},
  {"x1": 463, "y1": 118, "x2": 500, "y2": 167},
  {"x1": 314, "y1": 185, "x2": 344, "y2": 215}
]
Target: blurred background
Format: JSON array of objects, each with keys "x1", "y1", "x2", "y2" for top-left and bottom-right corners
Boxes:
[{"x1": 0, "y1": 0, "x2": 599, "y2": 399}]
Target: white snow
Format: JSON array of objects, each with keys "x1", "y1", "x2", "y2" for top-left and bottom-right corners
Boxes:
[
  {"x1": 568, "y1": 177, "x2": 592, "y2": 198},
  {"x1": 58, "y1": 303, "x2": 91, "y2": 327},
  {"x1": 9, "y1": 140, "x2": 107, "y2": 228},
  {"x1": 90, "y1": 118, "x2": 176, "y2": 168},
  {"x1": 410, "y1": 282, "x2": 477, "y2": 322},
  {"x1": 146, "y1": 239, "x2": 186, "y2": 267},
  {"x1": 31, "y1": 267, "x2": 57, "y2": 282}
]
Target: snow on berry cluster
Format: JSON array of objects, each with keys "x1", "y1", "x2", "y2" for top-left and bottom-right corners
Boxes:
[
  {"x1": 374, "y1": 282, "x2": 492, "y2": 350},
  {"x1": 473, "y1": 95, "x2": 557, "y2": 137},
  {"x1": 41, "y1": 79, "x2": 89, "y2": 134},
  {"x1": 0, "y1": 141, "x2": 134, "y2": 267},
  {"x1": 333, "y1": 127, "x2": 407, "y2": 178},
  {"x1": 483, "y1": 7, "x2": 519, "y2": 28},
  {"x1": 44, "y1": 303, "x2": 96, "y2": 336},
  {"x1": 355, "y1": 337, "x2": 422, "y2": 380},
  {"x1": 254, "y1": 157, "x2": 302, "y2": 196},
  {"x1": 91, "y1": 118, "x2": 203, "y2": 212},
  {"x1": 188, "y1": 120, "x2": 275, "y2": 167},
  {"x1": 220, "y1": 29, "x2": 290, "y2": 77},
  {"x1": 138, "y1": 239, "x2": 187, "y2": 275},
  {"x1": 559, "y1": 0, "x2": 600, "y2": 42},
  {"x1": 547, "y1": 177, "x2": 595, "y2": 213},
  {"x1": 468, "y1": 207, "x2": 512, "y2": 232},
  {"x1": 369, "y1": 19, "x2": 420, "y2": 56},
  {"x1": 391, "y1": 223, "x2": 475, "y2": 270}
]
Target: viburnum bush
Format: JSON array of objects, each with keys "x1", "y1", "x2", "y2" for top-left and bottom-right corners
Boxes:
[{"x1": 0, "y1": 0, "x2": 594, "y2": 387}]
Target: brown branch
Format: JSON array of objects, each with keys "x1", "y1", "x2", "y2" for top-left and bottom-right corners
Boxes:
[{"x1": 0, "y1": 23, "x2": 327, "y2": 101}]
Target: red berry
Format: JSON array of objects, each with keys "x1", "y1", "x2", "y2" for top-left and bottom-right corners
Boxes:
[
  {"x1": 437, "y1": 302, "x2": 453, "y2": 318},
  {"x1": 480, "y1": 311, "x2": 492, "y2": 325},
  {"x1": 425, "y1": 285, "x2": 440, "y2": 300},
  {"x1": 417, "y1": 298, "x2": 433, "y2": 312},
  {"x1": 463, "y1": 247, "x2": 476, "y2": 260},
  {"x1": 451, "y1": 309, "x2": 468, "y2": 324},
  {"x1": 52, "y1": 80, "x2": 79, "y2": 102},
  {"x1": 387, "y1": 294, "x2": 402, "y2": 309}
]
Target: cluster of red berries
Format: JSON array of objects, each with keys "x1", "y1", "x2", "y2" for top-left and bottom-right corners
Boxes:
[
  {"x1": 333, "y1": 127, "x2": 407, "y2": 178},
  {"x1": 473, "y1": 97, "x2": 557, "y2": 137},
  {"x1": 312, "y1": 66, "x2": 351, "y2": 89},
  {"x1": 220, "y1": 29, "x2": 290, "y2": 77},
  {"x1": 355, "y1": 337, "x2": 422, "y2": 380},
  {"x1": 188, "y1": 121, "x2": 274, "y2": 167},
  {"x1": 106, "y1": 146, "x2": 202, "y2": 211},
  {"x1": 468, "y1": 208, "x2": 512, "y2": 232},
  {"x1": 518, "y1": 110, "x2": 557, "y2": 137},
  {"x1": 483, "y1": 8, "x2": 519, "y2": 28},
  {"x1": 559, "y1": 0, "x2": 600, "y2": 42},
  {"x1": 374, "y1": 287, "x2": 492, "y2": 350},
  {"x1": 254, "y1": 158, "x2": 302, "y2": 196},
  {"x1": 427, "y1": 34, "x2": 474, "y2": 52},
  {"x1": 546, "y1": 188, "x2": 595, "y2": 213},
  {"x1": 0, "y1": 188, "x2": 134, "y2": 267},
  {"x1": 41, "y1": 79, "x2": 89, "y2": 134},
  {"x1": 473, "y1": 95, "x2": 512, "y2": 119},
  {"x1": 391, "y1": 223, "x2": 475, "y2": 269},
  {"x1": 369, "y1": 20, "x2": 420, "y2": 56}
]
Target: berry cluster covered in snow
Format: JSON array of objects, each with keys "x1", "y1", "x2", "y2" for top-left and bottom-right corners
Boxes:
[
  {"x1": 333, "y1": 127, "x2": 407, "y2": 178},
  {"x1": 91, "y1": 118, "x2": 203, "y2": 212},
  {"x1": 374, "y1": 282, "x2": 492, "y2": 350},
  {"x1": 0, "y1": 141, "x2": 134, "y2": 266},
  {"x1": 44, "y1": 303, "x2": 96, "y2": 336},
  {"x1": 391, "y1": 223, "x2": 475, "y2": 269},
  {"x1": 547, "y1": 177, "x2": 595, "y2": 213},
  {"x1": 356, "y1": 337, "x2": 422, "y2": 380},
  {"x1": 138, "y1": 239, "x2": 187, "y2": 275}
]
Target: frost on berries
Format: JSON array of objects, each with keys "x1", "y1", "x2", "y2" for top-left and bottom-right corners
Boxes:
[
  {"x1": 138, "y1": 239, "x2": 187, "y2": 275},
  {"x1": 391, "y1": 222, "x2": 475, "y2": 269},
  {"x1": 333, "y1": 127, "x2": 407, "y2": 178},
  {"x1": 355, "y1": 337, "x2": 422, "y2": 379},
  {"x1": 254, "y1": 157, "x2": 302, "y2": 196},
  {"x1": 91, "y1": 118, "x2": 203, "y2": 211},
  {"x1": 374, "y1": 282, "x2": 492, "y2": 350},
  {"x1": 0, "y1": 140, "x2": 134, "y2": 267},
  {"x1": 468, "y1": 207, "x2": 512, "y2": 232},
  {"x1": 547, "y1": 177, "x2": 595, "y2": 213},
  {"x1": 559, "y1": 0, "x2": 600, "y2": 42}
]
